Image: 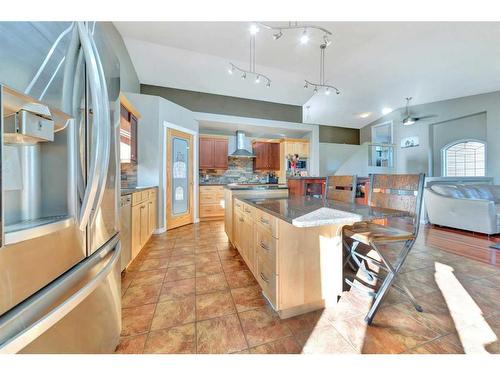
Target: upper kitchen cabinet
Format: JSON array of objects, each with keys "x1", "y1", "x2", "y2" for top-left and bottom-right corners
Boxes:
[
  {"x1": 120, "y1": 93, "x2": 141, "y2": 164},
  {"x1": 252, "y1": 141, "x2": 280, "y2": 171},
  {"x1": 199, "y1": 136, "x2": 228, "y2": 170},
  {"x1": 282, "y1": 139, "x2": 309, "y2": 158}
]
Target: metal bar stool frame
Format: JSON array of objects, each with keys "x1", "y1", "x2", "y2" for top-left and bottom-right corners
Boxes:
[{"x1": 343, "y1": 173, "x2": 426, "y2": 325}]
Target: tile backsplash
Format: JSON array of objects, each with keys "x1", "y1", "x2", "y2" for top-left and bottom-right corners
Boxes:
[
  {"x1": 200, "y1": 157, "x2": 272, "y2": 184},
  {"x1": 121, "y1": 162, "x2": 138, "y2": 188}
]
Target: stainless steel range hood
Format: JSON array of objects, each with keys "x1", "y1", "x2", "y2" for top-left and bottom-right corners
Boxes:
[{"x1": 230, "y1": 130, "x2": 255, "y2": 158}]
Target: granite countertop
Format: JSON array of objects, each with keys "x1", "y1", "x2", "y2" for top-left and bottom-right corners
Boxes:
[
  {"x1": 240, "y1": 196, "x2": 408, "y2": 227},
  {"x1": 224, "y1": 184, "x2": 289, "y2": 191},
  {"x1": 286, "y1": 176, "x2": 326, "y2": 180},
  {"x1": 121, "y1": 186, "x2": 158, "y2": 196}
]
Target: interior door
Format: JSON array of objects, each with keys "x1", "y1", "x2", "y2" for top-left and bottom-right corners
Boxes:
[{"x1": 166, "y1": 129, "x2": 193, "y2": 230}]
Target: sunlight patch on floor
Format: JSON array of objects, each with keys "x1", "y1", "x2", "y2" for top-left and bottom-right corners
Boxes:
[{"x1": 434, "y1": 261, "x2": 497, "y2": 353}]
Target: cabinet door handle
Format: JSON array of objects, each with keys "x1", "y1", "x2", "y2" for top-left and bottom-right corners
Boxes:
[
  {"x1": 239, "y1": 217, "x2": 244, "y2": 222},
  {"x1": 244, "y1": 208, "x2": 251, "y2": 213},
  {"x1": 259, "y1": 241, "x2": 269, "y2": 252},
  {"x1": 260, "y1": 218, "x2": 269, "y2": 225},
  {"x1": 260, "y1": 272, "x2": 269, "y2": 284}
]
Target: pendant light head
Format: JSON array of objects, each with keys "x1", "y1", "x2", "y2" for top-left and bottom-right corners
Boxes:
[{"x1": 300, "y1": 28, "x2": 309, "y2": 44}]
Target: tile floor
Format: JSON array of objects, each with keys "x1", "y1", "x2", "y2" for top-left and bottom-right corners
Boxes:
[{"x1": 116, "y1": 220, "x2": 500, "y2": 354}]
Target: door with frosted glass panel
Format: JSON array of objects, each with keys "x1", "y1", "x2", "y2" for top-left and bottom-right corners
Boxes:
[{"x1": 167, "y1": 129, "x2": 193, "y2": 229}]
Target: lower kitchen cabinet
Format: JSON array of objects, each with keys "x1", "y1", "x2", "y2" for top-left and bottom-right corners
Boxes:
[
  {"x1": 130, "y1": 188, "x2": 158, "y2": 262},
  {"x1": 199, "y1": 185, "x2": 225, "y2": 220},
  {"x1": 232, "y1": 197, "x2": 341, "y2": 319}
]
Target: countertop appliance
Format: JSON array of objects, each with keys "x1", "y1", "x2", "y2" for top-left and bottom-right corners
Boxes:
[
  {"x1": 120, "y1": 195, "x2": 132, "y2": 271},
  {"x1": 0, "y1": 22, "x2": 121, "y2": 353},
  {"x1": 287, "y1": 158, "x2": 308, "y2": 171}
]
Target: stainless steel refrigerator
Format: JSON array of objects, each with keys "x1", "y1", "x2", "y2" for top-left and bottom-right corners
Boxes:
[{"x1": 0, "y1": 21, "x2": 121, "y2": 353}]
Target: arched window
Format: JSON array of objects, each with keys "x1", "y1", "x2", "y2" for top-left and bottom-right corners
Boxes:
[{"x1": 442, "y1": 140, "x2": 486, "y2": 177}]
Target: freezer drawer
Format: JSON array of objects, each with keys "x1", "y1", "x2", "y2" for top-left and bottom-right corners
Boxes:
[{"x1": 0, "y1": 235, "x2": 121, "y2": 354}]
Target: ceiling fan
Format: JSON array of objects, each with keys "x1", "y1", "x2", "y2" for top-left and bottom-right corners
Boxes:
[{"x1": 402, "y1": 97, "x2": 437, "y2": 125}]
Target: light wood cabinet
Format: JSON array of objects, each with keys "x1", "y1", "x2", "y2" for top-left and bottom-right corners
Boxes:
[
  {"x1": 231, "y1": 196, "x2": 346, "y2": 319},
  {"x1": 199, "y1": 185, "x2": 225, "y2": 220},
  {"x1": 130, "y1": 187, "x2": 158, "y2": 265},
  {"x1": 131, "y1": 204, "x2": 142, "y2": 259}
]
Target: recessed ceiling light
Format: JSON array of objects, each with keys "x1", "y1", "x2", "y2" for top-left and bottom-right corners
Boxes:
[
  {"x1": 382, "y1": 107, "x2": 393, "y2": 115},
  {"x1": 359, "y1": 112, "x2": 371, "y2": 118},
  {"x1": 249, "y1": 24, "x2": 259, "y2": 35}
]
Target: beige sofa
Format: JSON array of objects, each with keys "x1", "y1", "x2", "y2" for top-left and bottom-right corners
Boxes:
[{"x1": 424, "y1": 184, "x2": 500, "y2": 235}]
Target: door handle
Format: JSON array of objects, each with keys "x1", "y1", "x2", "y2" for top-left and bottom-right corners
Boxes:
[
  {"x1": 0, "y1": 237, "x2": 120, "y2": 353},
  {"x1": 76, "y1": 22, "x2": 104, "y2": 231},
  {"x1": 259, "y1": 272, "x2": 269, "y2": 284}
]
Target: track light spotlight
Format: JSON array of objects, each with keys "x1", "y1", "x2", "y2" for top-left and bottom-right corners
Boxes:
[
  {"x1": 273, "y1": 30, "x2": 283, "y2": 40},
  {"x1": 300, "y1": 29, "x2": 309, "y2": 44},
  {"x1": 228, "y1": 66, "x2": 234, "y2": 74},
  {"x1": 313, "y1": 86, "x2": 318, "y2": 93},
  {"x1": 266, "y1": 81, "x2": 271, "y2": 88},
  {"x1": 255, "y1": 75, "x2": 260, "y2": 84},
  {"x1": 249, "y1": 24, "x2": 259, "y2": 35},
  {"x1": 325, "y1": 87, "x2": 330, "y2": 95},
  {"x1": 323, "y1": 35, "x2": 332, "y2": 47},
  {"x1": 304, "y1": 82, "x2": 308, "y2": 89},
  {"x1": 241, "y1": 72, "x2": 246, "y2": 79}
]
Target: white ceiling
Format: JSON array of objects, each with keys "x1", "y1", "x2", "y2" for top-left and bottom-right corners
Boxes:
[
  {"x1": 114, "y1": 22, "x2": 500, "y2": 128},
  {"x1": 198, "y1": 120, "x2": 309, "y2": 139}
]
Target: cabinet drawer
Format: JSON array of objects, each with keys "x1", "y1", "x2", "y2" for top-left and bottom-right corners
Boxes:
[
  {"x1": 141, "y1": 190, "x2": 150, "y2": 201},
  {"x1": 255, "y1": 209, "x2": 278, "y2": 238},
  {"x1": 132, "y1": 192, "x2": 143, "y2": 206},
  {"x1": 234, "y1": 198, "x2": 244, "y2": 212},
  {"x1": 256, "y1": 253, "x2": 278, "y2": 308},
  {"x1": 242, "y1": 203, "x2": 254, "y2": 217},
  {"x1": 255, "y1": 228, "x2": 277, "y2": 273},
  {"x1": 200, "y1": 203, "x2": 224, "y2": 217}
]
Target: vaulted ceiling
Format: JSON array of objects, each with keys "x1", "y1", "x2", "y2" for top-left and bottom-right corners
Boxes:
[{"x1": 114, "y1": 22, "x2": 500, "y2": 128}]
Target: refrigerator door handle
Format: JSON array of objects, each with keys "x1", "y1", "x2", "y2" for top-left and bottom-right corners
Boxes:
[
  {"x1": 0, "y1": 238, "x2": 121, "y2": 354},
  {"x1": 76, "y1": 22, "x2": 105, "y2": 231},
  {"x1": 88, "y1": 27, "x2": 111, "y2": 225}
]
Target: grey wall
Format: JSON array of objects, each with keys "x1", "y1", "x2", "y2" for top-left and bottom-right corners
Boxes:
[
  {"x1": 140, "y1": 84, "x2": 302, "y2": 123},
  {"x1": 101, "y1": 22, "x2": 140, "y2": 93},
  {"x1": 359, "y1": 90, "x2": 500, "y2": 183},
  {"x1": 319, "y1": 143, "x2": 362, "y2": 176},
  {"x1": 318, "y1": 125, "x2": 360, "y2": 145},
  {"x1": 430, "y1": 112, "x2": 486, "y2": 176},
  {"x1": 125, "y1": 92, "x2": 199, "y2": 231}
]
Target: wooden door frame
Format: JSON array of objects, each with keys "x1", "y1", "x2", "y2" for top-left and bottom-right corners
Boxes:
[{"x1": 166, "y1": 128, "x2": 194, "y2": 230}]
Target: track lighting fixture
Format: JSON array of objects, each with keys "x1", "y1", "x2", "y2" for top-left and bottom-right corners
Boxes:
[
  {"x1": 257, "y1": 22, "x2": 333, "y2": 47},
  {"x1": 228, "y1": 30, "x2": 271, "y2": 88},
  {"x1": 304, "y1": 42, "x2": 340, "y2": 96}
]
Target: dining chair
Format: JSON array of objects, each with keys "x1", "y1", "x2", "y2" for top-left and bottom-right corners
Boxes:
[
  {"x1": 343, "y1": 173, "x2": 426, "y2": 325},
  {"x1": 325, "y1": 175, "x2": 357, "y2": 203}
]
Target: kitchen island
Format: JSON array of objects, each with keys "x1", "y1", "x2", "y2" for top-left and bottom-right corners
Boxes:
[{"x1": 227, "y1": 195, "x2": 405, "y2": 318}]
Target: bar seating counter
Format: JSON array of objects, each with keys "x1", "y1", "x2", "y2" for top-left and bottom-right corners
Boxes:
[{"x1": 226, "y1": 195, "x2": 408, "y2": 319}]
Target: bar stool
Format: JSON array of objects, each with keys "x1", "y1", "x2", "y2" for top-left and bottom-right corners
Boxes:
[
  {"x1": 342, "y1": 173, "x2": 426, "y2": 325},
  {"x1": 325, "y1": 175, "x2": 357, "y2": 203}
]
